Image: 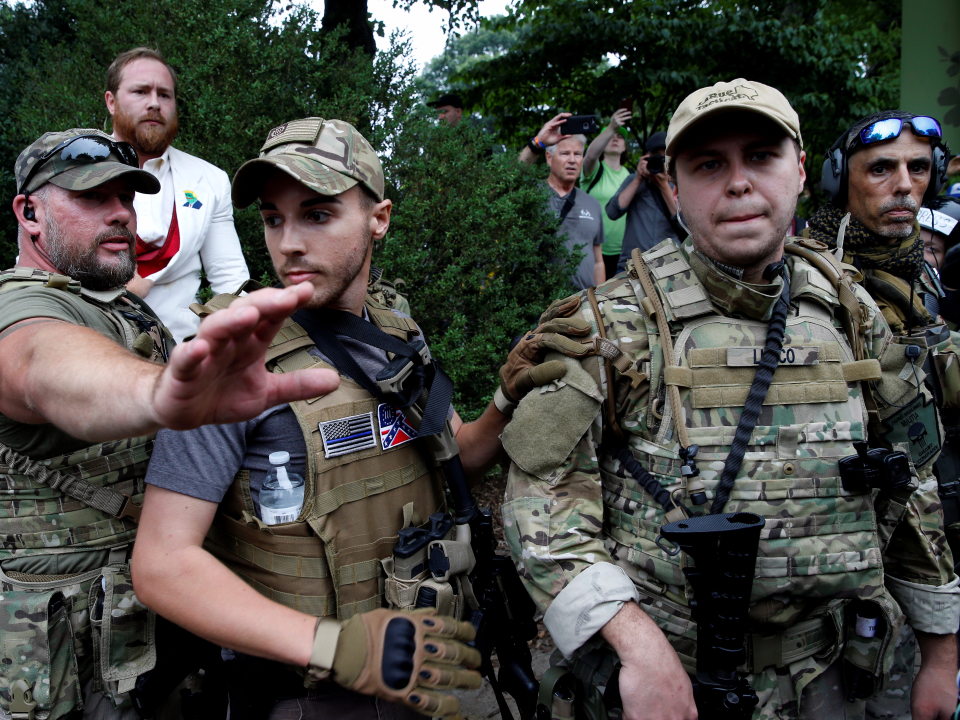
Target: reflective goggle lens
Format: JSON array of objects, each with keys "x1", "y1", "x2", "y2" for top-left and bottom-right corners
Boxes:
[
  {"x1": 909, "y1": 116, "x2": 943, "y2": 138},
  {"x1": 860, "y1": 118, "x2": 903, "y2": 144},
  {"x1": 859, "y1": 116, "x2": 943, "y2": 145}
]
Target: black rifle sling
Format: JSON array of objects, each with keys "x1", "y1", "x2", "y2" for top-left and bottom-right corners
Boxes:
[
  {"x1": 292, "y1": 308, "x2": 454, "y2": 437},
  {"x1": 557, "y1": 188, "x2": 577, "y2": 224},
  {"x1": 711, "y1": 272, "x2": 792, "y2": 514}
]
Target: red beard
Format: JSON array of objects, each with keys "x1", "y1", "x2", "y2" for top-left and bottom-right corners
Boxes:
[{"x1": 112, "y1": 102, "x2": 179, "y2": 156}]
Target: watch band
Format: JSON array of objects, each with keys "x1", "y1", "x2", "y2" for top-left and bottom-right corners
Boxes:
[{"x1": 527, "y1": 136, "x2": 545, "y2": 155}]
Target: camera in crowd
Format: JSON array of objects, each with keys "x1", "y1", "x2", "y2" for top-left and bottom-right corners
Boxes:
[{"x1": 646, "y1": 154, "x2": 665, "y2": 175}]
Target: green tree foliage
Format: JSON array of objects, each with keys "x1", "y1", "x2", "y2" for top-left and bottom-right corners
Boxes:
[
  {"x1": 379, "y1": 117, "x2": 575, "y2": 418},
  {"x1": 0, "y1": 0, "x2": 420, "y2": 281},
  {"x1": 417, "y1": 19, "x2": 517, "y2": 100},
  {"x1": 451, "y1": 0, "x2": 901, "y2": 187},
  {"x1": 0, "y1": 0, "x2": 576, "y2": 418}
]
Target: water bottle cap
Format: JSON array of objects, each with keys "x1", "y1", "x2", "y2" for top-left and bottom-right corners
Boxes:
[{"x1": 269, "y1": 451, "x2": 291, "y2": 465}]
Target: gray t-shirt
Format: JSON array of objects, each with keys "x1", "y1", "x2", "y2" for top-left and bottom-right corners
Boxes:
[
  {"x1": 605, "y1": 174, "x2": 679, "y2": 272},
  {"x1": 548, "y1": 187, "x2": 605, "y2": 290},
  {"x1": 145, "y1": 310, "x2": 445, "y2": 518}
]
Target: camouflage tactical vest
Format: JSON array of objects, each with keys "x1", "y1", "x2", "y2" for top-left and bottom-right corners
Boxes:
[
  {"x1": 0, "y1": 268, "x2": 172, "y2": 719},
  {"x1": 593, "y1": 242, "x2": 912, "y2": 620},
  {"x1": 201, "y1": 295, "x2": 447, "y2": 621}
]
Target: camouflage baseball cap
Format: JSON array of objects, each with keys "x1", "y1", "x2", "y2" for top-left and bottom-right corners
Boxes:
[
  {"x1": 665, "y1": 79, "x2": 802, "y2": 159},
  {"x1": 232, "y1": 117, "x2": 384, "y2": 208},
  {"x1": 15, "y1": 128, "x2": 159, "y2": 196}
]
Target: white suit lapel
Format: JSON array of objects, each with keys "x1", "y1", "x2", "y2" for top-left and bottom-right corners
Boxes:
[{"x1": 167, "y1": 147, "x2": 207, "y2": 261}]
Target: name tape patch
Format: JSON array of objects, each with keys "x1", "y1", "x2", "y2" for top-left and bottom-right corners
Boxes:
[
  {"x1": 319, "y1": 412, "x2": 378, "y2": 458},
  {"x1": 727, "y1": 346, "x2": 821, "y2": 367},
  {"x1": 379, "y1": 404, "x2": 419, "y2": 450}
]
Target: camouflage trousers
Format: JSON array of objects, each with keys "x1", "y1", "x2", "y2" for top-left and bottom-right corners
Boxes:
[{"x1": 863, "y1": 625, "x2": 916, "y2": 720}]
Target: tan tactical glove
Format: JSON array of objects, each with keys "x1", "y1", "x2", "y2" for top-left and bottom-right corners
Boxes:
[
  {"x1": 496, "y1": 296, "x2": 595, "y2": 414},
  {"x1": 308, "y1": 608, "x2": 481, "y2": 717}
]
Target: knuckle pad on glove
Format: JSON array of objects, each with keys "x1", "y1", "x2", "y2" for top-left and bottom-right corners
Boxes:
[
  {"x1": 536, "y1": 318, "x2": 591, "y2": 336},
  {"x1": 408, "y1": 690, "x2": 460, "y2": 718}
]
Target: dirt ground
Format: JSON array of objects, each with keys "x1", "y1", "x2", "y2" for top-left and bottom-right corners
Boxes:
[{"x1": 456, "y1": 470, "x2": 556, "y2": 720}]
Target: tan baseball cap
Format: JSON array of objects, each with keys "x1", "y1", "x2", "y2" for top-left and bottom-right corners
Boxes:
[
  {"x1": 665, "y1": 79, "x2": 802, "y2": 159},
  {"x1": 232, "y1": 117, "x2": 384, "y2": 208}
]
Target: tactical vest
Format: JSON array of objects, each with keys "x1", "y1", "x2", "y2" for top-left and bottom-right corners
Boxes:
[
  {"x1": 0, "y1": 268, "x2": 172, "y2": 718},
  {"x1": 596, "y1": 241, "x2": 895, "y2": 616},
  {"x1": 202, "y1": 296, "x2": 448, "y2": 620}
]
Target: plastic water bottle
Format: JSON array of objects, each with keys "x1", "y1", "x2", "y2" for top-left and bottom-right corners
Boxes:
[{"x1": 259, "y1": 451, "x2": 304, "y2": 525}]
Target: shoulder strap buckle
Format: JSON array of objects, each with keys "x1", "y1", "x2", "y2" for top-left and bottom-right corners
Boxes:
[{"x1": 118, "y1": 495, "x2": 143, "y2": 522}]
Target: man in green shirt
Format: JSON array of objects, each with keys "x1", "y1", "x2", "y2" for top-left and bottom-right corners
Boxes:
[{"x1": 581, "y1": 109, "x2": 633, "y2": 279}]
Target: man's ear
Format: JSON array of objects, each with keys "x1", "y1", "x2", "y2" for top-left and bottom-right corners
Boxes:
[
  {"x1": 105, "y1": 90, "x2": 116, "y2": 116},
  {"x1": 370, "y1": 199, "x2": 392, "y2": 241},
  {"x1": 12, "y1": 195, "x2": 42, "y2": 235},
  {"x1": 797, "y1": 150, "x2": 807, "y2": 195}
]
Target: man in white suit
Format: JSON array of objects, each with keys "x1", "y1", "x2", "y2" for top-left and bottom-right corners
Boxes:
[{"x1": 106, "y1": 47, "x2": 249, "y2": 343}]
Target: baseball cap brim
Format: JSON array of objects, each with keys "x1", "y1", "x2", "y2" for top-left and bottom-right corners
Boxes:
[
  {"x1": 666, "y1": 105, "x2": 800, "y2": 158},
  {"x1": 47, "y1": 162, "x2": 160, "y2": 195},
  {"x1": 232, "y1": 155, "x2": 362, "y2": 209}
]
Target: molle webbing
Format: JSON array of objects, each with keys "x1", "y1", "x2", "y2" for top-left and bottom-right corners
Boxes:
[
  {"x1": 312, "y1": 457, "x2": 430, "y2": 516},
  {"x1": 637, "y1": 243, "x2": 713, "y2": 321},
  {"x1": 0, "y1": 441, "x2": 145, "y2": 521}
]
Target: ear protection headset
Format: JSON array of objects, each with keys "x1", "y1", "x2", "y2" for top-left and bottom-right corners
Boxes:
[{"x1": 820, "y1": 122, "x2": 950, "y2": 206}]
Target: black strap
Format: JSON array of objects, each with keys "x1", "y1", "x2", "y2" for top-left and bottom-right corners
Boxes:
[
  {"x1": 711, "y1": 273, "x2": 792, "y2": 514},
  {"x1": 292, "y1": 308, "x2": 454, "y2": 437},
  {"x1": 558, "y1": 188, "x2": 578, "y2": 223},
  {"x1": 586, "y1": 162, "x2": 604, "y2": 193},
  {"x1": 614, "y1": 445, "x2": 678, "y2": 513}
]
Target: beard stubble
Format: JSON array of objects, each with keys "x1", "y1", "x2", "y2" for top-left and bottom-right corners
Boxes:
[{"x1": 279, "y1": 226, "x2": 372, "y2": 310}]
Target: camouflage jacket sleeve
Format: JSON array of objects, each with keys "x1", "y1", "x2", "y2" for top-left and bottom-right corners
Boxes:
[
  {"x1": 502, "y1": 348, "x2": 640, "y2": 658},
  {"x1": 855, "y1": 283, "x2": 960, "y2": 633}
]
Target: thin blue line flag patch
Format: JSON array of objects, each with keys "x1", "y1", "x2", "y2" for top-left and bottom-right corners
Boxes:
[{"x1": 319, "y1": 412, "x2": 377, "y2": 458}]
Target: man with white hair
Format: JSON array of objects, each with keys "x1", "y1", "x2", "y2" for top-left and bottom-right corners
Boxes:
[{"x1": 521, "y1": 113, "x2": 606, "y2": 290}]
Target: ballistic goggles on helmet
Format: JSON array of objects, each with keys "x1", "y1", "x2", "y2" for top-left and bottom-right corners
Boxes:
[
  {"x1": 853, "y1": 116, "x2": 942, "y2": 151},
  {"x1": 18, "y1": 135, "x2": 141, "y2": 196}
]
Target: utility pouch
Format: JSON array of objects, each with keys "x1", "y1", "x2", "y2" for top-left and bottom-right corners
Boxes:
[
  {"x1": 89, "y1": 566, "x2": 157, "y2": 707},
  {"x1": 932, "y1": 347, "x2": 960, "y2": 411},
  {"x1": 841, "y1": 593, "x2": 904, "y2": 700},
  {"x1": 0, "y1": 589, "x2": 81, "y2": 720}
]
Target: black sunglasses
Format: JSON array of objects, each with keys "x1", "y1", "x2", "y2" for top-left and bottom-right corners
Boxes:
[{"x1": 19, "y1": 135, "x2": 140, "y2": 195}]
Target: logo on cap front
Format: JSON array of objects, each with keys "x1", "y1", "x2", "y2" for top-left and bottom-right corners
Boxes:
[
  {"x1": 696, "y1": 85, "x2": 758, "y2": 112},
  {"x1": 268, "y1": 124, "x2": 288, "y2": 139}
]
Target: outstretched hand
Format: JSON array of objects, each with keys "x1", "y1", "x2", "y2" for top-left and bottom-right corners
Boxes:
[
  {"x1": 152, "y1": 283, "x2": 339, "y2": 429},
  {"x1": 536, "y1": 112, "x2": 573, "y2": 148},
  {"x1": 609, "y1": 108, "x2": 632, "y2": 131}
]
